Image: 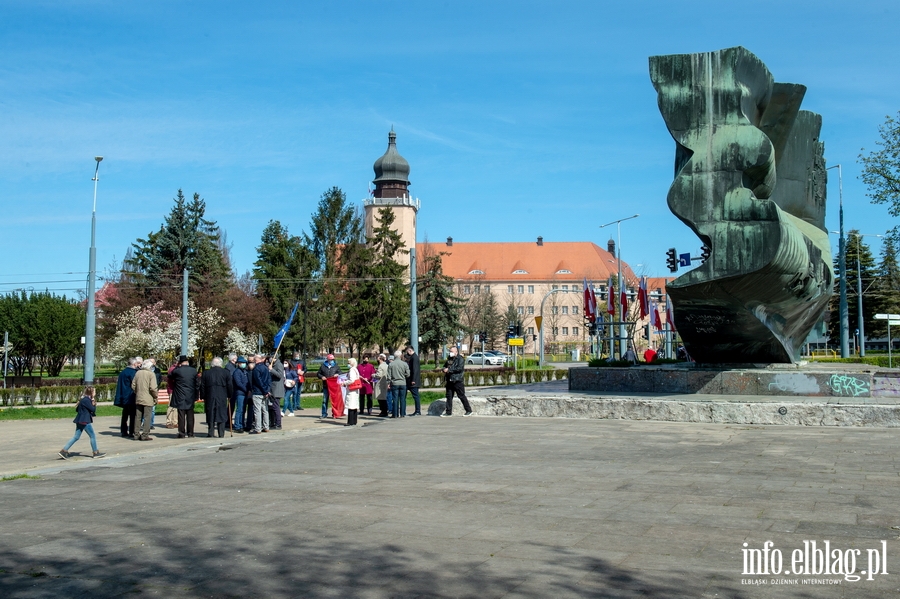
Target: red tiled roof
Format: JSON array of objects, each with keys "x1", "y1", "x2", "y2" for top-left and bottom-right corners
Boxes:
[{"x1": 417, "y1": 241, "x2": 636, "y2": 282}]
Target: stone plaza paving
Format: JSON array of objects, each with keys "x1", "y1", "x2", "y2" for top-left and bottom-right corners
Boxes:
[{"x1": 0, "y1": 405, "x2": 898, "y2": 598}]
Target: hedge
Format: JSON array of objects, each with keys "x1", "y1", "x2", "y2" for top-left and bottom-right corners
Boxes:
[{"x1": 0, "y1": 384, "x2": 117, "y2": 407}]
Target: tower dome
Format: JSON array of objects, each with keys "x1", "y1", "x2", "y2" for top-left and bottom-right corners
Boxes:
[{"x1": 373, "y1": 129, "x2": 410, "y2": 196}]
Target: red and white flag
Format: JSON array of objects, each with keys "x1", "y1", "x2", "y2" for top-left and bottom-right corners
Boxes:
[
  {"x1": 607, "y1": 276, "x2": 615, "y2": 317},
  {"x1": 666, "y1": 298, "x2": 676, "y2": 332},
  {"x1": 638, "y1": 276, "x2": 649, "y2": 319},
  {"x1": 620, "y1": 285, "x2": 628, "y2": 316},
  {"x1": 583, "y1": 278, "x2": 595, "y2": 322},
  {"x1": 651, "y1": 300, "x2": 662, "y2": 330},
  {"x1": 589, "y1": 281, "x2": 599, "y2": 321}
]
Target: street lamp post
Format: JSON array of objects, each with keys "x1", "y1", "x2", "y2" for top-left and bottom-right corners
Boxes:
[
  {"x1": 599, "y1": 214, "x2": 639, "y2": 359},
  {"x1": 301, "y1": 283, "x2": 319, "y2": 360},
  {"x1": 826, "y1": 165, "x2": 849, "y2": 358},
  {"x1": 84, "y1": 156, "x2": 102, "y2": 384},
  {"x1": 538, "y1": 287, "x2": 571, "y2": 368},
  {"x1": 852, "y1": 232, "x2": 882, "y2": 357}
]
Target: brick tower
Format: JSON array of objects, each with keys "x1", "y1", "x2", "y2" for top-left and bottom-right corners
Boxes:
[{"x1": 363, "y1": 129, "x2": 419, "y2": 271}]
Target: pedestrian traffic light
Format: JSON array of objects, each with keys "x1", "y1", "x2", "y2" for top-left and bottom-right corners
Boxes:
[
  {"x1": 515, "y1": 323, "x2": 522, "y2": 336},
  {"x1": 532, "y1": 334, "x2": 537, "y2": 341},
  {"x1": 700, "y1": 244, "x2": 711, "y2": 263},
  {"x1": 666, "y1": 248, "x2": 678, "y2": 273}
]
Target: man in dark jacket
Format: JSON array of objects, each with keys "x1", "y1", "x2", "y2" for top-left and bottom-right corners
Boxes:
[
  {"x1": 201, "y1": 357, "x2": 234, "y2": 438},
  {"x1": 441, "y1": 347, "x2": 473, "y2": 417},
  {"x1": 317, "y1": 354, "x2": 341, "y2": 419},
  {"x1": 404, "y1": 346, "x2": 422, "y2": 416},
  {"x1": 169, "y1": 355, "x2": 199, "y2": 438},
  {"x1": 268, "y1": 356, "x2": 284, "y2": 430},
  {"x1": 114, "y1": 357, "x2": 139, "y2": 438},
  {"x1": 231, "y1": 356, "x2": 250, "y2": 432},
  {"x1": 250, "y1": 353, "x2": 272, "y2": 434}
]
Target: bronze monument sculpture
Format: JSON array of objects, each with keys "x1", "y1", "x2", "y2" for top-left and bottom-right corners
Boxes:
[{"x1": 650, "y1": 46, "x2": 832, "y2": 363}]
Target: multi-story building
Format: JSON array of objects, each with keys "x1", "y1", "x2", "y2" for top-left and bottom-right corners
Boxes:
[{"x1": 362, "y1": 130, "x2": 672, "y2": 356}]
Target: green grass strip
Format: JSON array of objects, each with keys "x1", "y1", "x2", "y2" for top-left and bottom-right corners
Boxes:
[{"x1": 1, "y1": 473, "x2": 40, "y2": 482}]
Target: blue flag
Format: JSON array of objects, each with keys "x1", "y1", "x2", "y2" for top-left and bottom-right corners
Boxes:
[{"x1": 273, "y1": 302, "x2": 299, "y2": 349}]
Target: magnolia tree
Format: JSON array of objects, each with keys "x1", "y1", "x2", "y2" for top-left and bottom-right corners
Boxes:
[
  {"x1": 223, "y1": 328, "x2": 258, "y2": 356},
  {"x1": 102, "y1": 301, "x2": 228, "y2": 364}
]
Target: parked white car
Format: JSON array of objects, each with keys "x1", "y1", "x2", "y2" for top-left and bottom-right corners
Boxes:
[{"x1": 466, "y1": 352, "x2": 505, "y2": 366}]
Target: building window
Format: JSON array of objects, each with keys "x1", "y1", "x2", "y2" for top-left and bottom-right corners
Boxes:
[
  {"x1": 573, "y1": 305, "x2": 579, "y2": 314},
  {"x1": 517, "y1": 285, "x2": 524, "y2": 294},
  {"x1": 527, "y1": 326, "x2": 534, "y2": 335},
  {"x1": 474, "y1": 285, "x2": 480, "y2": 293},
  {"x1": 528, "y1": 306, "x2": 534, "y2": 315},
  {"x1": 556, "y1": 269, "x2": 572, "y2": 274},
  {"x1": 508, "y1": 285, "x2": 514, "y2": 293},
  {"x1": 512, "y1": 269, "x2": 528, "y2": 274},
  {"x1": 552, "y1": 284, "x2": 558, "y2": 290},
  {"x1": 468, "y1": 269, "x2": 484, "y2": 275},
  {"x1": 552, "y1": 327, "x2": 559, "y2": 335},
  {"x1": 464, "y1": 285, "x2": 470, "y2": 294},
  {"x1": 517, "y1": 306, "x2": 524, "y2": 315},
  {"x1": 573, "y1": 326, "x2": 579, "y2": 336},
  {"x1": 552, "y1": 306, "x2": 559, "y2": 315},
  {"x1": 562, "y1": 327, "x2": 569, "y2": 335},
  {"x1": 484, "y1": 285, "x2": 490, "y2": 293},
  {"x1": 528, "y1": 285, "x2": 534, "y2": 294},
  {"x1": 562, "y1": 285, "x2": 568, "y2": 291},
  {"x1": 562, "y1": 306, "x2": 569, "y2": 315}
]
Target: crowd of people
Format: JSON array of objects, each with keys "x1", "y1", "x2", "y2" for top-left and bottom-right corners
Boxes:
[{"x1": 93, "y1": 346, "x2": 472, "y2": 448}]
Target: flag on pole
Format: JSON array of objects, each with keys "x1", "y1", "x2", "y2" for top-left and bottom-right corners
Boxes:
[
  {"x1": 666, "y1": 297, "x2": 676, "y2": 332},
  {"x1": 638, "y1": 276, "x2": 649, "y2": 319},
  {"x1": 620, "y1": 285, "x2": 628, "y2": 316},
  {"x1": 274, "y1": 302, "x2": 299, "y2": 349},
  {"x1": 589, "y1": 281, "x2": 599, "y2": 322},
  {"x1": 583, "y1": 278, "x2": 595, "y2": 322},
  {"x1": 607, "y1": 277, "x2": 615, "y2": 317},
  {"x1": 651, "y1": 300, "x2": 662, "y2": 330}
]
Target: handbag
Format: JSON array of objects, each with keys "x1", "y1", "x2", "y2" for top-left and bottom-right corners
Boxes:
[
  {"x1": 348, "y1": 378, "x2": 362, "y2": 391},
  {"x1": 284, "y1": 379, "x2": 295, "y2": 388}
]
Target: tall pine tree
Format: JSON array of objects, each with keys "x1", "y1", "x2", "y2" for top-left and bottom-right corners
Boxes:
[
  {"x1": 302, "y1": 187, "x2": 365, "y2": 354},
  {"x1": 417, "y1": 251, "x2": 463, "y2": 364},
  {"x1": 828, "y1": 230, "x2": 879, "y2": 347},
  {"x1": 871, "y1": 236, "x2": 900, "y2": 338},
  {"x1": 253, "y1": 220, "x2": 318, "y2": 352}
]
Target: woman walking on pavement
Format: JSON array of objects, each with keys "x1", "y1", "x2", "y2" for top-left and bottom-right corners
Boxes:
[{"x1": 58, "y1": 386, "x2": 105, "y2": 459}]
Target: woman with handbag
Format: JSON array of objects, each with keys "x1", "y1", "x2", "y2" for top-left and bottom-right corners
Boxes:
[
  {"x1": 343, "y1": 358, "x2": 362, "y2": 426},
  {"x1": 282, "y1": 360, "x2": 299, "y2": 416}
]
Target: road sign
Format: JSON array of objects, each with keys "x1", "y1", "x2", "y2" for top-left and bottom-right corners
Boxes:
[
  {"x1": 535, "y1": 316, "x2": 543, "y2": 330},
  {"x1": 678, "y1": 253, "x2": 692, "y2": 267},
  {"x1": 508, "y1": 337, "x2": 524, "y2": 346},
  {"x1": 875, "y1": 314, "x2": 900, "y2": 320}
]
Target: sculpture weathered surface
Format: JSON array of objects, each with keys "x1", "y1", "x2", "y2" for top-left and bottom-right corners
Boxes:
[{"x1": 650, "y1": 47, "x2": 832, "y2": 363}]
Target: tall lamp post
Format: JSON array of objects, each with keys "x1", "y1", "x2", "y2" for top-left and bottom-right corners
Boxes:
[
  {"x1": 84, "y1": 156, "x2": 103, "y2": 384},
  {"x1": 538, "y1": 287, "x2": 572, "y2": 368},
  {"x1": 850, "y1": 232, "x2": 882, "y2": 357},
  {"x1": 301, "y1": 282, "x2": 319, "y2": 360},
  {"x1": 599, "y1": 214, "x2": 639, "y2": 359},
  {"x1": 826, "y1": 165, "x2": 849, "y2": 358}
]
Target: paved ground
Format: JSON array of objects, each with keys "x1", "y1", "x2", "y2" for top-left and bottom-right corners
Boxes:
[{"x1": 1, "y1": 407, "x2": 899, "y2": 597}]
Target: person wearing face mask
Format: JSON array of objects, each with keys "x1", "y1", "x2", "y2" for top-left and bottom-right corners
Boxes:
[
  {"x1": 282, "y1": 359, "x2": 299, "y2": 416},
  {"x1": 441, "y1": 346, "x2": 473, "y2": 417},
  {"x1": 231, "y1": 356, "x2": 250, "y2": 432}
]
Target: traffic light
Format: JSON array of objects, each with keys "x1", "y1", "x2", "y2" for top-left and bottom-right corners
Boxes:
[
  {"x1": 515, "y1": 323, "x2": 522, "y2": 336},
  {"x1": 700, "y1": 244, "x2": 711, "y2": 263},
  {"x1": 506, "y1": 325, "x2": 516, "y2": 340},
  {"x1": 666, "y1": 248, "x2": 678, "y2": 273}
]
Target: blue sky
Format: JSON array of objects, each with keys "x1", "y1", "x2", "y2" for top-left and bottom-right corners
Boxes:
[{"x1": 1, "y1": 0, "x2": 897, "y2": 295}]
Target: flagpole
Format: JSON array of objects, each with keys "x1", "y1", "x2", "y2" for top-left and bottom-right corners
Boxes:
[{"x1": 600, "y1": 214, "x2": 638, "y2": 359}]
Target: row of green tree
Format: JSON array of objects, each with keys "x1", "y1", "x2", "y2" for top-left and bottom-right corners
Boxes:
[
  {"x1": 0, "y1": 292, "x2": 85, "y2": 376},
  {"x1": 99, "y1": 187, "x2": 464, "y2": 365}
]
